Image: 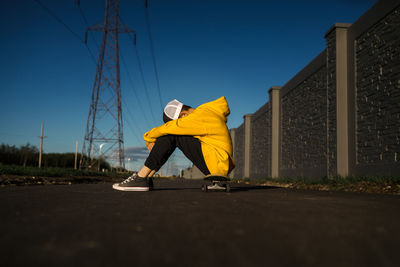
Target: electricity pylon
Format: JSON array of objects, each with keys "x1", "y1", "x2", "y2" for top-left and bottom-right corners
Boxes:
[{"x1": 80, "y1": 0, "x2": 136, "y2": 170}]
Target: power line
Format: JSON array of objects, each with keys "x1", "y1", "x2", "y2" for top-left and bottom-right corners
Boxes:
[
  {"x1": 120, "y1": 51, "x2": 156, "y2": 128},
  {"x1": 132, "y1": 38, "x2": 159, "y2": 124},
  {"x1": 33, "y1": 0, "x2": 83, "y2": 42},
  {"x1": 33, "y1": 0, "x2": 98, "y2": 65},
  {"x1": 122, "y1": 92, "x2": 145, "y2": 137},
  {"x1": 76, "y1": 1, "x2": 101, "y2": 60},
  {"x1": 145, "y1": 0, "x2": 164, "y2": 114},
  {"x1": 119, "y1": 15, "x2": 159, "y2": 125},
  {"x1": 122, "y1": 99, "x2": 145, "y2": 145},
  {"x1": 77, "y1": 1, "x2": 91, "y2": 31}
]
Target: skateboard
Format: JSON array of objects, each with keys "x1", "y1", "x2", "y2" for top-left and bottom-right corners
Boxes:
[{"x1": 202, "y1": 175, "x2": 231, "y2": 192}]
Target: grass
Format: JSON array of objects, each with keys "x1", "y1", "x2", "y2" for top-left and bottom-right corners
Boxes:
[
  {"x1": 0, "y1": 163, "x2": 129, "y2": 186},
  {"x1": 244, "y1": 176, "x2": 400, "y2": 195},
  {"x1": 0, "y1": 164, "x2": 107, "y2": 177}
]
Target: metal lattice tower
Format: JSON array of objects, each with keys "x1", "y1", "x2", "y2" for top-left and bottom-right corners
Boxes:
[{"x1": 80, "y1": 0, "x2": 135, "y2": 170}]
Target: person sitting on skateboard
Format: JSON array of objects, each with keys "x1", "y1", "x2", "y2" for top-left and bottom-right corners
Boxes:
[{"x1": 112, "y1": 96, "x2": 235, "y2": 191}]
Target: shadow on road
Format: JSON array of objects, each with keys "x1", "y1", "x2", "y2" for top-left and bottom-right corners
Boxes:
[
  {"x1": 231, "y1": 185, "x2": 280, "y2": 192},
  {"x1": 151, "y1": 185, "x2": 280, "y2": 192}
]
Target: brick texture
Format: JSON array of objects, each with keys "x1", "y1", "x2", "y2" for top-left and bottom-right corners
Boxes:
[
  {"x1": 250, "y1": 103, "x2": 272, "y2": 179},
  {"x1": 326, "y1": 32, "x2": 338, "y2": 177},
  {"x1": 233, "y1": 124, "x2": 244, "y2": 179},
  {"x1": 281, "y1": 67, "x2": 327, "y2": 177},
  {"x1": 355, "y1": 6, "x2": 400, "y2": 166}
]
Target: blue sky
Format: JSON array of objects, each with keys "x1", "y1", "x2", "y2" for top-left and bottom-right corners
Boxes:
[{"x1": 0, "y1": 0, "x2": 377, "y2": 172}]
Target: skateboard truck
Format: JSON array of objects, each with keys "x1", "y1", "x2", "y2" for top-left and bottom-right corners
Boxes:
[{"x1": 202, "y1": 175, "x2": 231, "y2": 192}]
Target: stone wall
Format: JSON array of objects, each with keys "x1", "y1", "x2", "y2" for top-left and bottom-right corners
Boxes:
[
  {"x1": 233, "y1": 124, "x2": 244, "y2": 178},
  {"x1": 250, "y1": 103, "x2": 272, "y2": 179},
  {"x1": 229, "y1": 0, "x2": 400, "y2": 180},
  {"x1": 280, "y1": 62, "x2": 327, "y2": 178},
  {"x1": 325, "y1": 29, "x2": 338, "y2": 177},
  {"x1": 353, "y1": 4, "x2": 400, "y2": 174}
]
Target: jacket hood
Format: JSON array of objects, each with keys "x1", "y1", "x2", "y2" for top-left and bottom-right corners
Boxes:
[{"x1": 200, "y1": 96, "x2": 230, "y2": 121}]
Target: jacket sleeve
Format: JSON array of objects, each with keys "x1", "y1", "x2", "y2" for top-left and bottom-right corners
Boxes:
[{"x1": 143, "y1": 112, "x2": 207, "y2": 143}]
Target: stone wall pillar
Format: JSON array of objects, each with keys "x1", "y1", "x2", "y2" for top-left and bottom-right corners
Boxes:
[
  {"x1": 229, "y1": 128, "x2": 236, "y2": 179},
  {"x1": 269, "y1": 87, "x2": 281, "y2": 178},
  {"x1": 325, "y1": 23, "x2": 351, "y2": 177},
  {"x1": 243, "y1": 114, "x2": 253, "y2": 178}
]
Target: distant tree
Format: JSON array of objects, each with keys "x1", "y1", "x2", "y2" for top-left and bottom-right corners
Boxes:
[
  {"x1": 19, "y1": 144, "x2": 39, "y2": 167},
  {"x1": 0, "y1": 143, "x2": 38, "y2": 166},
  {"x1": 0, "y1": 143, "x2": 113, "y2": 170},
  {"x1": 44, "y1": 153, "x2": 76, "y2": 168}
]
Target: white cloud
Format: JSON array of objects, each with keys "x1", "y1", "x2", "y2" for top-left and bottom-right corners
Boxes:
[{"x1": 124, "y1": 146, "x2": 149, "y2": 162}]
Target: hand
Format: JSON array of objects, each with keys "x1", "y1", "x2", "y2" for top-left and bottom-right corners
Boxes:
[{"x1": 146, "y1": 142, "x2": 155, "y2": 152}]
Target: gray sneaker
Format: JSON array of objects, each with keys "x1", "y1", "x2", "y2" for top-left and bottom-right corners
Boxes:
[{"x1": 112, "y1": 173, "x2": 150, "y2": 192}]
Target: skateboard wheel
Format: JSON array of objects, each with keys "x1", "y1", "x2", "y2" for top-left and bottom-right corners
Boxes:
[
  {"x1": 226, "y1": 184, "x2": 231, "y2": 192},
  {"x1": 202, "y1": 184, "x2": 208, "y2": 192}
]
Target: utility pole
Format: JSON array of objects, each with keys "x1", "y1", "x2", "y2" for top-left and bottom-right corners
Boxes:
[
  {"x1": 38, "y1": 122, "x2": 46, "y2": 168},
  {"x1": 74, "y1": 140, "x2": 79, "y2": 170},
  {"x1": 80, "y1": 0, "x2": 136, "y2": 170}
]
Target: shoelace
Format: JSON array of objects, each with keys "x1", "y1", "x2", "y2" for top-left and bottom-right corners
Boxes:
[{"x1": 121, "y1": 175, "x2": 137, "y2": 184}]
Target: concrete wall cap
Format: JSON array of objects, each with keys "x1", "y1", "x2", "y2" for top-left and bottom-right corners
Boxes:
[
  {"x1": 268, "y1": 86, "x2": 282, "y2": 93},
  {"x1": 324, "y1": 23, "x2": 352, "y2": 38}
]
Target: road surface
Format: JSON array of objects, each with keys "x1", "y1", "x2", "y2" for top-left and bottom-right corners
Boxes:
[{"x1": 1, "y1": 179, "x2": 399, "y2": 266}]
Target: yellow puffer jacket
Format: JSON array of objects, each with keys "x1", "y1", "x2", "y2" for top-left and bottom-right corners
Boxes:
[{"x1": 143, "y1": 96, "x2": 235, "y2": 175}]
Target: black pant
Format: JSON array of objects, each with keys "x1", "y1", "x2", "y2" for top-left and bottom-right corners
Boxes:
[{"x1": 144, "y1": 135, "x2": 210, "y2": 175}]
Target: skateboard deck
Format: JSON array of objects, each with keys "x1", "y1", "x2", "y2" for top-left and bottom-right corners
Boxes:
[{"x1": 202, "y1": 175, "x2": 231, "y2": 192}]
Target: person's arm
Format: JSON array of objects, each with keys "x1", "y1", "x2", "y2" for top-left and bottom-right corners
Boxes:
[{"x1": 143, "y1": 112, "x2": 207, "y2": 143}]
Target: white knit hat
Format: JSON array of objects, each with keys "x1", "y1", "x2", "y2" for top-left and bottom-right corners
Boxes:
[{"x1": 163, "y1": 99, "x2": 183, "y2": 123}]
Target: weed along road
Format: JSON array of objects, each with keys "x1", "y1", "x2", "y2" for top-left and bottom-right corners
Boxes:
[{"x1": 1, "y1": 179, "x2": 399, "y2": 267}]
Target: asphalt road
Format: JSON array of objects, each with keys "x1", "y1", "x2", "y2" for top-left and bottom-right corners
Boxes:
[{"x1": 1, "y1": 179, "x2": 399, "y2": 267}]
